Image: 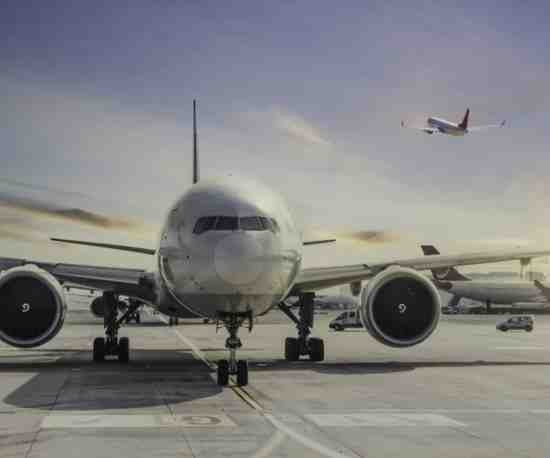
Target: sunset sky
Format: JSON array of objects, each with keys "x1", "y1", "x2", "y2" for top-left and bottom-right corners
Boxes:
[{"x1": 2, "y1": 1, "x2": 550, "y2": 274}]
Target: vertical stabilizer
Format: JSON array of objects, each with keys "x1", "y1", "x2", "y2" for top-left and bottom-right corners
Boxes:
[
  {"x1": 458, "y1": 108, "x2": 470, "y2": 130},
  {"x1": 421, "y1": 244, "x2": 471, "y2": 281},
  {"x1": 193, "y1": 99, "x2": 199, "y2": 184}
]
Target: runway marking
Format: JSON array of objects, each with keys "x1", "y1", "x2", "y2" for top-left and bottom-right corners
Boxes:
[
  {"x1": 153, "y1": 311, "x2": 358, "y2": 458},
  {"x1": 42, "y1": 414, "x2": 236, "y2": 429},
  {"x1": 305, "y1": 413, "x2": 466, "y2": 427},
  {"x1": 253, "y1": 430, "x2": 286, "y2": 458}
]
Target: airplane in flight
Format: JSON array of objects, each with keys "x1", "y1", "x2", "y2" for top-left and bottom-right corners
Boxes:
[
  {"x1": 0, "y1": 101, "x2": 548, "y2": 387},
  {"x1": 401, "y1": 108, "x2": 506, "y2": 136},
  {"x1": 422, "y1": 245, "x2": 549, "y2": 312}
]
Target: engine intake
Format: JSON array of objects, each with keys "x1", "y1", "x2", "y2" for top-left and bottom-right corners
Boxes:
[
  {"x1": 360, "y1": 267, "x2": 440, "y2": 347},
  {"x1": 0, "y1": 266, "x2": 67, "y2": 348},
  {"x1": 90, "y1": 297, "x2": 105, "y2": 318}
]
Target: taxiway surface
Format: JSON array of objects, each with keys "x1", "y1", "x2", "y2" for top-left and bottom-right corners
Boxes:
[{"x1": 2, "y1": 294, "x2": 550, "y2": 457}]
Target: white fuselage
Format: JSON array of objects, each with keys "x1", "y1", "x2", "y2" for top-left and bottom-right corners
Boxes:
[
  {"x1": 154, "y1": 177, "x2": 302, "y2": 319},
  {"x1": 442, "y1": 280, "x2": 547, "y2": 305},
  {"x1": 427, "y1": 117, "x2": 467, "y2": 136}
]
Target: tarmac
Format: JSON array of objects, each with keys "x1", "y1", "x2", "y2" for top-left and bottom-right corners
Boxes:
[{"x1": 2, "y1": 293, "x2": 550, "y2": 457}]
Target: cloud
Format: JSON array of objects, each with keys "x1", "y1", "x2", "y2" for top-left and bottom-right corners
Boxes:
[
  {"x1": 272, "y1": 109, "x2": 331, "y2": 147},
  {"x1": 0, "y1": 192, "x2": 147, "y2": 232},
  {"x1": 306, "y1": 227, "x2": 402, "y2": 245}
]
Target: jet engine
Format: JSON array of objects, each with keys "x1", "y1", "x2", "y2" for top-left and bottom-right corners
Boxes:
[
  {"x1": 360, "y1": 267, "x2": 441, "y2": 347},
  {"x1": 0, "y1": 266, "x2": 67, "y2": 348},
  {"x1": 90, "y1": 296, "x2": 105, "y2": 318}
]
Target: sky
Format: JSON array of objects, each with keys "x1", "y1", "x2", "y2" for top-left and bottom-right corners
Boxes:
[{"x1": 1, "y1": 0, "x2": 550, "y2": 274}]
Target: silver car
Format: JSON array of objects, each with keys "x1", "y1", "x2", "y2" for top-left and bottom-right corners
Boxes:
[{"x1": 496, "y1": 315, "x2": 534, "y2": 332}]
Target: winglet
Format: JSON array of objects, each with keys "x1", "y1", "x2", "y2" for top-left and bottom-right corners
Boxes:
[
  {"x1": 193, "y1": 99, "x2": 199, "y2": 184},
  {"x1": 459, "y1": 108, "x2": 470, "y2": 130}
]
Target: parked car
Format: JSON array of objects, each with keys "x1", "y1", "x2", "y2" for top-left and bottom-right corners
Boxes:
[
  {"x1": 496, "y1": 315, "x2": 534, "y2": 332},
  {"x1": 329, "y1": 310, "x2": 363, "y2": 331}
]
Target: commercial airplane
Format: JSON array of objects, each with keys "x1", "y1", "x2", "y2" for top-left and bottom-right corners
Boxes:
[
  {"x1": 401, "y1": 108, "x2": 506, "y2": 136},
  {"x1": 0, "y1": 102, "x2": 548, "y2": 387},
  {"x1": 422, "y1": 245, "x2": 549, "y2": 312}
]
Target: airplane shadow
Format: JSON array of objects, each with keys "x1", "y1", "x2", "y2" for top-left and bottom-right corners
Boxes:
[
  {"x1": 2, "y1": 349, "x2": 222, "y2": 411},
  {"x1": 248, "y1": 359, "x2": 550, "y2": 375}
]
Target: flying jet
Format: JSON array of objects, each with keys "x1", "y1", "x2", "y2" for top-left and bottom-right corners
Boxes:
[
  {"x1": 401, "y1": 109, "x2": 506, "y2": 136},
  {"x1": 422, "y1": 245, "x2": 549, "y2": 312},
  {"x1": 0, "y1": 101, "x2": 548, "y2": 387}
]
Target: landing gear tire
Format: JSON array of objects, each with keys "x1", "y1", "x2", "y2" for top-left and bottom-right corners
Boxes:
[
  {"x1": 237, "y1": 360, "x2": 248, "y2": 386},
  {"x1": 309, "y1": 337, "x2": 324, "y2": 362},
  {"x1": 118, "y1": 337, "x2": 130, "y2": 363},
  {"x1": 285, "y1": 337, "x2": 300, "y2": 361},
  {"x1": 135, "y1": 312, "x2": 141, "y2": 324},
  {"x1": 217, "y1": 359, "x2": 229, "y2": 386},
  {"x1": 93, "y1": 337, "x2": 105, "y2": 362}
]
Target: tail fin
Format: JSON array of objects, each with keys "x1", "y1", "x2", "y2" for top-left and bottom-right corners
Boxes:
[
  {"x1": 193, "y1": 99, "x2": 199, "y2": 184},
  {"x1": 420, "y1": 244, "x2": 471, "y2": 281},
  {"x1": 458, "y1": 108, "x2": 470, "y2": 130}
]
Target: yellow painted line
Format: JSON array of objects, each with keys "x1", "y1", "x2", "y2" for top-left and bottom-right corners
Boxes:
[{"x1": 152, "y1": 311, "x2": 355, "y2": 458}]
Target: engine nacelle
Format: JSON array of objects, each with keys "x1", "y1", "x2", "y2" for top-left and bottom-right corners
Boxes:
[
  {"x1": 360, "y1": 267, "x2": 441, "y2": 347},
  {"x1": 90, "y1": 297, "x2": 105, "y2": 318},
  {"x1": 0, "y1": 266, "x2": 67, "y2": 348}
]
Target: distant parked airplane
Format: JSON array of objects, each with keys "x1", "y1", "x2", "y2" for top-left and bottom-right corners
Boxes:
[
  {"x1": 402, "y1": 109, "x2": 505, "y2": 136},
  {"x1": 422, "y1": 244, "x2": 548, "y2": 312}
]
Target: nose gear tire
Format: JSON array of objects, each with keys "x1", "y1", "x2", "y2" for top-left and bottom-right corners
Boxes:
[
  {"x1": 237, "y1": 360, "x2": 248, "y2": 386},
  {"x1": 217, "y1": 360, "x2": 229, "y2": 386}
]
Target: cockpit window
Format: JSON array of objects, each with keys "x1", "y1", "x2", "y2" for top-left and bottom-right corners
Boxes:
[
  {"x1": 239, "y1": 216, "x2": 263, "y2": 231},
  {"x1": 193, "y1": 215, "x2": 280, "y2": 234},
  {"x1": 193, "y1": 216, "x2": 217, "y2": 234},
  {"x1": 215, "y1": 216, "x2": 238, "y2": 231}
]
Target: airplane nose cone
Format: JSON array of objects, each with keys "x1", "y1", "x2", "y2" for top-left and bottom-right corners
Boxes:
[{"x1": 214, "y1": 233, "x2": 266, "y2": 286}]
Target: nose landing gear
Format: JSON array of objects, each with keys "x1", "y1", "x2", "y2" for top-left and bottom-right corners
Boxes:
[
  {"x1": 216, "y1": 311, "x2": 252, "y2": 386},
  {"x1": 279, "y1": 292, "x2": 325, "y2": 362}
]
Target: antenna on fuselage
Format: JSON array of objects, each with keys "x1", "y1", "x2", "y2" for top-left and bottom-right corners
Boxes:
[{"x1": 193, "y1": 99, "x2": 199, "y2": 184}]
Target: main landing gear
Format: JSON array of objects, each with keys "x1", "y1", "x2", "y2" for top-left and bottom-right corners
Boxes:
[
  {"x1": 216, "y1": 311, "x2": 252, "y2": 387},
  {"x1": 124, "y1": 299, "x2": 142, "y2": 324},
  {"x1": 93, "y1": 292, "x2": 141, "y2": 363},
  {"x1": 278, "y1": 292, "x2": 325, "y2": 362}
]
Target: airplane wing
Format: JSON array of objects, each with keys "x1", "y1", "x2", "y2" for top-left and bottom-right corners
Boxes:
[
  {"x1": 401, "y1": 121, "x2": 436, "y2": 135},
  {"x1": 468, "y1": 120, "x2": 506, "y2": 132},
  {"x1": 292, "y1": 249, "x2": 550, "y2": 294},
  {"x1": 0, "y1": 257, "x2": 154, "y2": 301}
]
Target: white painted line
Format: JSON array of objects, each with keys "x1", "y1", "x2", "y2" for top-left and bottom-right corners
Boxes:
[
  {"x1": 265, "y1": 413, "x2": 354, "y2": 458},
  {"x1": 152, "y1": 311, "x2": 356, "y2": 458},
  {"x1": 155, "y1": 314, "x2": 215, "y2": 370},
  {"x1": 253, "y1": 430, "x2": 286, "y2": 458},
  {"x1": 42, "y1": 414, "x2": 236, "y2": 429},
  {"x1": 305, "y1": 413, "x2": 466, "y2": 428}
]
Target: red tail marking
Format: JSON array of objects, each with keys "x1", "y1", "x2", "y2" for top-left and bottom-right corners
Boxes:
[{"x1": 459, "y1": 108, "x2": 470, "y2": 130}]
